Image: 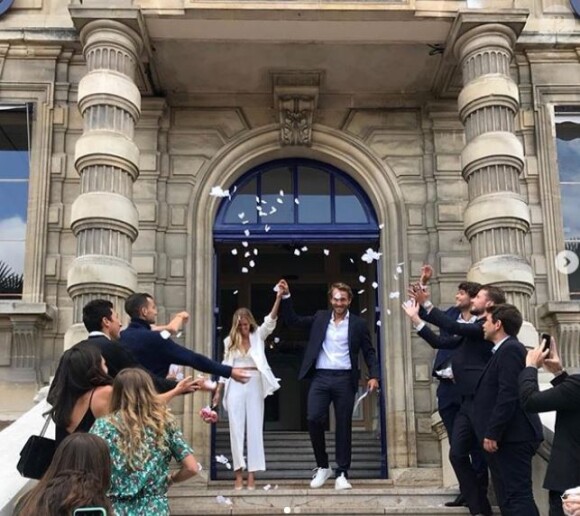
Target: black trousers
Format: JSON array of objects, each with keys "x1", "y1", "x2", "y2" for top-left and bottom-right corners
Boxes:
[
  {"x1": 307, "y1": 369, "x2": 355, "y2": 478},
  {"x1": 485, "y1": 441, "x2": 540, "y2": 516},
  {"x1": 449, "y1": 400, "x2": 491, "y2": 515}
]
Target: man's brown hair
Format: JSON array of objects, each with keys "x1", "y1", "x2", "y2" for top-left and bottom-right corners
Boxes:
[
  {"x1": 480, "y1": 285, "x2": 506, "y2": 305},
  {"x1": 328, "y1": 282, "x2": 353, "y2": 301}
]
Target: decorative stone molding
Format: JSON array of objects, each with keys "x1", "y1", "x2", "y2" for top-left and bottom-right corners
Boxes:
[
  {"x1": 454, "y1": 22, "x2": 534, "y2": 319},
  {"x1": 538, "y1": 302, "x2": 580, "y2": 369},
  {"x1": 66, "y1": 20, "x2": 143, "y2": 329},
  {"x1": 272, "y1": 72, "x2": 321, "y2": 147}
]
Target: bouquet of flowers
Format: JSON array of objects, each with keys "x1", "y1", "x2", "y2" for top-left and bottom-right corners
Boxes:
[{"x1": 199, "y1": 405, "x2": 218, "y2": 424}]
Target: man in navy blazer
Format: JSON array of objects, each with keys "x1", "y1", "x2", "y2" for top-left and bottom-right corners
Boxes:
[
  {"x1": 120, "y1": 293, "x2": 249, "y2": 383},
  {"x1": 520, "y1": 337, "x2": 580, "y2": 516},
  {"x1": 405, "y1": 284, "x2": 507, "y2": 516},
  {"x1": 477, "y1": 304, "x2": 543, "y2": 515},
  {"x1": 277, "y1": 279, "x2": 380, "y2": 490}
]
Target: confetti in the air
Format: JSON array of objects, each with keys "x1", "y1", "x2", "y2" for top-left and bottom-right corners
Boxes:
[
  {"x1": 242, "y1": 241, "x2": 249, "y2": 247},
  {"x1": 263, "y1": 484, "x2": 272, "y2": 491},
  {"x1": 376, "y1": 320, "x2": 382, "y2": 327},
  {"x1": 209, "y1": 186, "x2": 230, "y2": 198},
  {"x1": 244, "y1": 229, "x2": 250, "y2": 237},
  {"x1": 244, "y1": 251, "x2": 251, "y2": 258},
  {"x1": 279, "y1": 189, "x2": 284, "y2": 196},
  {"x1": 270, "y1": 206, "x2": 277, "y2": 215},
  {"x1": 294, "y1": 198, "x2": 300, "y2": 204},
  {"x1": 160, "y1": 330, "x2": 171, "y2": 340},
  {"x1": 349, "y1": 258, "x2": 355, "y2": 264},
  {"x1": 264, "y1": 225, "x2": 271, "y2": 232},
  {"x1": 386, "y1": 309, "x2": 392, "y2": 315},
  {"x1": 379, "y1": 223, "x2": 385, "y2": 229},
  {"x1": 361, "y1": 248, "x2": 382, "y2": 264},
  {"x1": 215, "y1": 455, "x2": 232, "y2": 470},
  {"x1": 274, "y1": 337, "x2": 280, "y2": 343},
  {"x1": 361, "y1": 308, "x2": 368, "y2": 314},
  {"x1": 359, "y1": 275, "x2": 366, "y2": 283},
  {"x1": 277, "y1": 198, "x2": 284, "y2": 204},
  {"x1": 389, "y1": 291, "x2": 400, "y2": 299},
  {"x1": 231, "y1": 249, "x2": 238, "y2": 256},
  {"x1": 242, "y1": 220, "x2": 249, "y2": 225},
  {"x1": 358, "y1": 289, "x2": 365, "y2": 294},
  {"x1": 372, "y1": 281, "x2": 379, "y2": 289},
  {"x1": 294, "y1": 249, "x2": 301, "y2": 256},
  {"x1": 249, "y1": 260, "x2": 255, "y2": 268},
  {"x1": 323, "y1": 249, "x2": 330, "y2": 256},
  {"x1": 253, "y1": 249, "x2": 258, "y2": 255},
  {"x1": 233, "y1": 290, "x2": 238, "y2": 295},
  {"x1": 301, "y1": 246, "x2": 308, "y2": 252},
  {"x1": 396, "y1": 265, "x2": 403, "y2": 274},
  {"x1": 238, "y1": 212, "x2": 245, "y2": 219},
  {"x1": 241, "y1": 267, "x2": 249, "y2": 274}
]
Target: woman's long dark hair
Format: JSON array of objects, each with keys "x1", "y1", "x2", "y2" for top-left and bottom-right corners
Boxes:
[
  {"x1": 15, "y1": 433, "x2": 113, "y2": 515},
  {"x1": 49, "y1": 342, "x2": 112, "y2": 428}
]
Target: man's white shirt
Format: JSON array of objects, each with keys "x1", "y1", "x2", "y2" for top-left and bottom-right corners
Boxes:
[{"x1": 316, "y1": 311, "x2": 352, "y2": 370}]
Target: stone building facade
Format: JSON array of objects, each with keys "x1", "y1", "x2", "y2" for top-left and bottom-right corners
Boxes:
[{"x1": 0, "y1": 0, "x2": 579, "y2": 483}]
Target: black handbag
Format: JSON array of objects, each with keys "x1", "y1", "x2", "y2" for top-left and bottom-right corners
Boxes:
[{"x1": 17, "y1": 413, "x2": 56, "y2": 479}]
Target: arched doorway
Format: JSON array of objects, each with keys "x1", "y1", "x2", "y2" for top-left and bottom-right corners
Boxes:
[{"x1": 212, "y1": 159, "x2": 387, "y2": 479}]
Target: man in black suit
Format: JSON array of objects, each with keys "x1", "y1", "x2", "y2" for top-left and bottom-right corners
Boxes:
[
  {"x1": 405, "y1": 284, "x2": 507, "y2": 516},
  {"x1": 476, "y1": 304, "x2": 543, "y2": 515},
  {"x1": 277, "y1": 279, "x2": 380, "y2": 490},
  {"x1": 520, "y1": 337, "x2": 580, "y2": 516}
]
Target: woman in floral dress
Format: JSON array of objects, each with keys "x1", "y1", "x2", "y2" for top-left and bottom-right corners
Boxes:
[{"x1": 91, "y1": 368, "x2": 199, "y2": 515}]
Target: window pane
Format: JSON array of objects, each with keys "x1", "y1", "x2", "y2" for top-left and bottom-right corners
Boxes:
[
  {"x1": 0, "y1": 182, "x2": 29, "y2": 221},
  {"x1": 298, "y1": 166, "x2": 331, "y2": 223},
  {"x1": 223, "y1": 177, "x2": 257, "y2": 224},
  {"x1": 555, "y1": 120, "x2": 580, "y2": 184},
  {"x1": 335, "y1": 178, "x2": 368, "y2": 223},
  {"x1": 0, "y1": 150, "x2": 29, "y2": 179},
  {"x1": 260, "y1": 167, "x2": 293, "y2": 224},
  {"x1": 559, "y1": 182, "x2": 580, "y2": 241}
]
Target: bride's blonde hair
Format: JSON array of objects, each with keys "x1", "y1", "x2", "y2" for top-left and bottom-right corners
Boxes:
[
  {"x1": 226, "y1": 308, "x2": 258, "y2": 357},
  {"x1": 108, "y1": 368, "x2": 174, "y2": 471}
]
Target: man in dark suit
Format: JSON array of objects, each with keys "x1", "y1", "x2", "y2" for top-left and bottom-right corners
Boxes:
[
  {"x1": 120, "y1": 293, "x2": 249, "y2": 383},
  {"x1": 520, "y1": 337, "x2": 580, "y2": 516},
  {"x1": 476, "y1": 304, "x2": 543, "y2": 516},
  {"x1": 417, "y1": 266, "x2": 484, "y2": 508},
  {"x1": 405, "y1": 284, "x2": 507, "y2": 516},
  {"x1": 277, "y1": 279, "x2": 380, "y2": 490}
]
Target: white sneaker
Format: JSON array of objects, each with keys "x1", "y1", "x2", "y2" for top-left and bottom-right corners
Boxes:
[
  {"x1": 310, "y1": 467, "x2": 333, "y2": 488},
  {"x1": 334, "y1": 473, "x2": 352, "y2": 490}
]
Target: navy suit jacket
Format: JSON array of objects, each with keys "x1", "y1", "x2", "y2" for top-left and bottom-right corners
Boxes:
[
  {"x1": 473, "y1": 336, "x2": 542, "y2": 444},
  {"x1": 120, "y1": 318, "x2": 232, "y2": 379},
  {"x1": 280, "y1": 298, "x2": 380, "y2": 392},
  {"x1": 520, "y1": 368, "x2": 580, "y2": 492},
  {"x1": 418, "y1": 307, "x2": 492, "y2": 397}
]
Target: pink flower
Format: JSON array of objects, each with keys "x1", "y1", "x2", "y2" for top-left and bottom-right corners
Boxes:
[{"x1": 199, "y1": 406, "x2": 218, "y2": 424}]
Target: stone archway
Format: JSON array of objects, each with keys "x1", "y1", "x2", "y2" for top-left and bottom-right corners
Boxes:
[{"x1": 185, "y1": 123, "x2": 417, "y2": 476}]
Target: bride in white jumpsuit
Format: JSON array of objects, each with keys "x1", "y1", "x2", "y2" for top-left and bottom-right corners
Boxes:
[{"x1": 213, "y1": 289, "x2": 282, "y2": 490}]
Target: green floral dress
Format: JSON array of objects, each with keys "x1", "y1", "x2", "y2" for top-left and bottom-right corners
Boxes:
[{"x1": 91, "y1": 414, "x2": 193, "y2": 516}]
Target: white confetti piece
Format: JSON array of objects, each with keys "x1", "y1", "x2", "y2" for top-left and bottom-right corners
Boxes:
[
  {"x1": 372, "y1": 281, "x2": 379, "y2": 289},
  {"x1": 244, "y1": 251, "x2": 251, "y2": 258},
  {"x1": 241, "y1": 267, "x2": 249, "y2": 273},
  {"x1": 379, "y1": 223, "x2": 385, "y2": 229},
  {"x1": 301, "y1": 246, "x2": 308, "y2": 252},
  {"x1": 253, "y1": 249, "x2": 258, "y2": 255},
  {"x1": 279, "y1": 189, "x2": 284, "y2": 196},
  {"x1": 359, "y1": 275, "x2": 366, "y2": 283},
  {"x1": 393, "y1": 274, "x2": 399, "y2": 280},
  {"x1": 242, "y1": 241, "x2": 249, "y2": 247},
  {"x1": 216, "y1": 495, "x2": 233, "y2": 505},
  {"x1": 294, "y1": 249, "x2": 301, "y2": 256},
  {"x1": 232, "y1": 185, "x2": 237, "y2": 194},
  {"x1": 264, "y1": 225, "x2": 271, "y2": 233},
  {"x1": 361, "y1": 308, "x2": 368, "y2": 314},
  {"x1": 242, "y1": 220, "x2": 249, "y2": 225},
  {"x1": 349, "y1": 258, "x2": 355, "y2": 264},
  {"x1": 244, "y1": 229, "x2": 250, "y2": 237},
  {"x1": 323, "y1": 249, "x2": 330, "y2": 256},
  {"x1": 389, "y1": 291, "x2": 400, "y2": 299},
  {"x1": 358, "y1": 289, "x2": 365, "y2": 294},
  {"x1": 386, "y1": 309, "x2": 392, "y2": 315},
  {"x1": 396, "y1": 265, "x2": 403, "y2": 274},
  {"x1": 274, "y1": 337, "x2": 280, "y2": 343},
  {"x1": 376, "y1": 320, "x2": 382, "y2": 327},
  {"x1": 263, "y1": 484, "x2": 272, "y2": 491},
  {"x1": 361, "y1": 248, "x2": 382, "y2": 264},
  {"x1": 256, "y1": 196, "x2": 261, "y2": 203},
  {"x1": 294, "y1": 198, "x2": 300, "y2": 205},
  {"x1": 237, "y1": 212, "x2": 245, "y2": 219},
  {"x1": 233, "y1": 290, "x2": 239, "y2": 295},
  {"x1": 231, "y1": 249, "x2": 238, "y2": 256},
  {"x1": 215, "y1": 455, "x2": 232, "y2": 470},
  {"x1": 249, "y1": 260, "x2": 255, "y2": 268},
  {"x1": 176, "y1": 332, "x2": 182, "y2": 339},
  {"x1": 261, "y1": 199, "x2": 267, "y2": 204},
  {"x1": 209, "y1": 186, "x2": 229, "y2": 198},
  {"x1": 160, "y1": 330, "x2": 171, "y2": 340},
  {"x1": 270, "y1": 206, "x2": 277, "y2": 214},
  {"x1": 277, "y1": 198, "x2": 284, "y2": 204}
]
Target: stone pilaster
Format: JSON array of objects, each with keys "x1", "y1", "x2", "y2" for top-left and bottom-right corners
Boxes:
[
  {"x1": 66, "y1": 20, "x2": 142, "y2": 347},
  {"x1": 455, "y1": 24, "x2": 534, "y2": 320}
]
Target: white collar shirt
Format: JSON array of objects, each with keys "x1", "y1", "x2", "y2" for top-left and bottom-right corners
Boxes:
[
  {"x1": 88, "y1": 331, "x2": 110, "y2": 340},
  {"x1": 492, "y1": 335, "x2": 510, "y2": 354},
  {"x1": 316, "y1": 311, "x2": 352, "y2": 370}
]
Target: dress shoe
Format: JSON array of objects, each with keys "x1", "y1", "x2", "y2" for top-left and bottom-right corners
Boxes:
[{"x1": 445, "y1": 493, "x2": 467, "y2": 507}]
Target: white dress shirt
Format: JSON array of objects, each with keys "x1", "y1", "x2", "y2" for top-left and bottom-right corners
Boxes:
[
  {"x1": 315, "y1": 311, "x2": 352, "y2": 370},
  {"x1": 492, "y1": 335, "x2": 510, "y2": 354}
]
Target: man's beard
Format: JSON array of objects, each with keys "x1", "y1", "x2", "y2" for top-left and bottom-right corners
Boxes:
[{"x1": 470, "y1": 306, "x2": 484, "y2": 316}]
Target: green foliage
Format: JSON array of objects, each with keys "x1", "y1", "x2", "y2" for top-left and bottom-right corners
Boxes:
[{"x1": 0, "y1": 261, "x2": 23, "y2": 299}]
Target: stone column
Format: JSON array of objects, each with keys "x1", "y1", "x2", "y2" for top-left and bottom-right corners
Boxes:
[
  {"x1": 65, "y1": 20, "x2": 142, "y2": 347},
  {"x1": 455, "y1": 24, "x2": 535, "y2": 321}
]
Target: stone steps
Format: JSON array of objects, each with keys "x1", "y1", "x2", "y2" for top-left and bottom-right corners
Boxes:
[
  {"x1": 214, "y1": 430, "x2": 383, "y2": 480},
  {"x1": 169, "y1": 483, "x2": 471, "y2": 515}
]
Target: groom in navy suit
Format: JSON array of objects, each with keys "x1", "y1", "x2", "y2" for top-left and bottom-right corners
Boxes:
[{"x1": 277, "y1": 279, "x2": 380, "y2": 490}]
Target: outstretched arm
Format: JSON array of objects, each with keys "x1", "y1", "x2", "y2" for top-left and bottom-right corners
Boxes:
[
  {"x1": 277, "y1": 279, "x2": 316, "y2": 329},
  {"x1": 424, "y1": 307, "x2": 484, "y2": 340}
]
